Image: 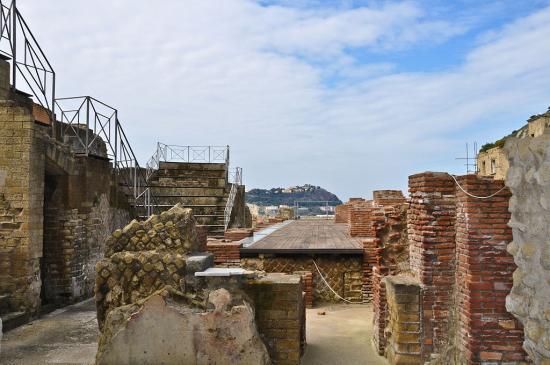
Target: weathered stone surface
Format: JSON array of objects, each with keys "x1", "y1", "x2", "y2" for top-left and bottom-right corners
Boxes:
[
  {"x1": 105, "y1": 204, "x2": 199, "y2": 257},
  {"x1": 504, "y1": 134, "x2": 550, "y2": 363},
  {"x1": 96, "y1": 287, "x2": 271, "y2": 365}
]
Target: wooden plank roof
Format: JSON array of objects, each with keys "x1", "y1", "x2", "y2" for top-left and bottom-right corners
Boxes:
[{"x1": 241, "y1": 219, "x2": 363, "y2": 254}]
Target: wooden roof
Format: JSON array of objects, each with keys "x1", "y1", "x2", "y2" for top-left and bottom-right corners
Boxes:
[{"x1": 241, "y1": 219, "x2": 363, "y2": 254}]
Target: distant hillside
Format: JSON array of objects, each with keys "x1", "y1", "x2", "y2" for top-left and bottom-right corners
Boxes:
[{"x1": 246, "y1": 184, "x2": 342, "y2": 206}]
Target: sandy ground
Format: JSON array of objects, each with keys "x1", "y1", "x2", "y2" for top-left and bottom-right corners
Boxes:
[
  {"x1": 302, "y1": 303, "x2": 388, "y2": 365},
  {"x1": 0, "y1": 300, "x2": 387, "y2": 365},
  {"x1": 0, "y1": 299, "x2": 98, "y2": 365}
]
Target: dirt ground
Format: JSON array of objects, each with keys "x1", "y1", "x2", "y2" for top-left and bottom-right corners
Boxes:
[
  {"x1": 0, "y1": 300, "x2": 387, "y2": 365},
  {"x1": 302, "y1": 303, "x2": 388, "y2": 365}
]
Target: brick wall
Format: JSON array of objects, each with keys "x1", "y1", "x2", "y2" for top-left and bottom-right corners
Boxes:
[
  {"x1": 372, "y1": 265, "x2": 387, "y2": 353},
  {"x1": 373, "y1": 190, "x2": 406, "y2": 206},
  {"x1": 334, "y1": 204, "x2": 349, "y2": 223},
  {"x1": 294, "y1": 271, "x2": 313, "y2": 308},
  {"x1": 454, "y1": 175, "x2": 528, "y2": 364},
  {"x1": 224, "y1": 228, "x2": 253, "y2": 241},
  {"x1": 407, "y1": 172, "x2": 456, "y2": 359},
  {"x1": 370, "y1": 203, "x2": 409, "y2": 354},
  {"x1": 377, "y1": 172, "x2": 528, "y2": 364},
  {"x1": 349, "y1": 202, "x2": 382, "y2": 237},
  {"x1": 207, "y1": 240, "x2": 242, "y2": 266}
]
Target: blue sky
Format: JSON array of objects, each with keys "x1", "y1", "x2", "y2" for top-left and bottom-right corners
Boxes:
[{"x1": 18, "y1": 0, "x2": 550, "y2": 200}]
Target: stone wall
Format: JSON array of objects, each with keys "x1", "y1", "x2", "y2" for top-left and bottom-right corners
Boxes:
[
  {"x1": 245, "y1": 273, "x2": 305, "y2": 365},
  {"x1": 241, "y1": 255, "x2": 363, "y2": 303},
  {"x1": 0, "y1": 95, "x2": 46, "y2": 314},
  {"x1": 504, "y1": 135, "x2": 550, "y2": 363},
  {"x1": 383, "y1": 276, "x2": 422, "y2": 365}
]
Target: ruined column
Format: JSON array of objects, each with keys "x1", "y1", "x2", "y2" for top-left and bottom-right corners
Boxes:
[
  {"x1": 454, "y1": 175, "x2": 528, "y2": 363},
  {"x1": 407, "y1": 172, "x2": 456, "y2": 359}
]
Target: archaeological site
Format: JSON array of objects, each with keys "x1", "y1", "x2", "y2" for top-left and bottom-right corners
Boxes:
[{"x1": 1, "y1": 1, "x2": 550, "y2": 365}]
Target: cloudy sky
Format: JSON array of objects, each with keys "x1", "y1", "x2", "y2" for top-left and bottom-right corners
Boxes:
[{"x1": 19, "y1": 0, "x2": 550, "y2": 200}]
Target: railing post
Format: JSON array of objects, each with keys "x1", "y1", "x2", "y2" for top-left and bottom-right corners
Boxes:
[
  {"x1": 11, "y1": 0, "x2": 16, "y2": 90},
  {"x1": 85, "y1": 97, "x2": 90, "y2": 155}
]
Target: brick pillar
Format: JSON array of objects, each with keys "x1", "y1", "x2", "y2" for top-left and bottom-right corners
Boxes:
[
  {"x1": 408, "y1": 172, "x2": 456, "y2": 359},
  {"x1": 294, "y1": 271, "x2": 313, "y2": 308},
  {"x1": 455, "y1": 175, "x2": 528, "y2": 364}
]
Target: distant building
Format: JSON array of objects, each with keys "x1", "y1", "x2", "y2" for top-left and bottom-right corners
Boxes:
[{"x1": 477, "y1": 111, "x2": 550, "y2": 180}]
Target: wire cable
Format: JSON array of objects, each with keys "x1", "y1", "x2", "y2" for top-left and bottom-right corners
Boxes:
[
  {"x1": 448, "y1": 173, "x2": 507, "y2": 199},
  {"x1": 312, "y1": 259, "x2": 354, "y2": 304}
]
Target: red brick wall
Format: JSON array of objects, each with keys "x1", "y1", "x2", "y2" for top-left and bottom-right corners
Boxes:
[
  {"x1": 373, "y1": 190, "x2": 406, "y2": 206},
  {"x1": 224, "y1": 228, "x2": 253, "y2": 241},
  {"x1": 206, "y1": 240, "x2": 242, "y2": 266},
  {"x1": 349, "y1": 203, "x2": 382, "y2": 237},
  {"x1": 408, "y1": 172, "x2": 456, "y2": 359},
  {"x1": 334, "y1": 204, "x2": 349, "y2": 223},
  {"x1": 294, "y1": 271, "x2": 313, "y2": 308},
  {"x1": 454, "y1": 175, "x2": 528, "y2": 364}
]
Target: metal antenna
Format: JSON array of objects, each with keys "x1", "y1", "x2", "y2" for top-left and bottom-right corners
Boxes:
[{"x1": 455, "y1": 142, "x2": 478, "y2": 174}]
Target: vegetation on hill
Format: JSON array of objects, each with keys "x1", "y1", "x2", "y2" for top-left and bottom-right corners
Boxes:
[{"x1": 246, "y1": 184, "x2": 342, "y2": 206}]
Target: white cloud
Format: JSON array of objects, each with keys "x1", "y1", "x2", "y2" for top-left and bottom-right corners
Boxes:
[{"x1": 14, "y1": 1, "x2": 550, "y2": 200}]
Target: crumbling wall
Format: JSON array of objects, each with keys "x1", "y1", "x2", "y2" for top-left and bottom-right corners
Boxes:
[
  {"x1": 379, "y1": 172, "x2": 528, "y2": 365},
  {"x1": 504, "y1": 135, "x2": 550, "y2": 363},
  {"x1": 95, "y1": 204, "x2": 199, "y2": 328},
  {"x1": 370, "y1": 203, "x2": 409, "y2": 354}
]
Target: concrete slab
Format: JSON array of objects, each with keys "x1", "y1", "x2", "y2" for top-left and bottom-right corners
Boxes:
[{"x1": 0, "y1": 299, "x2": 98, "y2": 365}]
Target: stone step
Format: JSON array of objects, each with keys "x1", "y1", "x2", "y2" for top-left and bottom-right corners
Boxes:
[{"x1": 1, "y1": 311, "x2": 29, "y2": 332}]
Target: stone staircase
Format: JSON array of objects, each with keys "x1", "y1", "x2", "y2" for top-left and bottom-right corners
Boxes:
[{"x1": 147, "y1": 162, "x2": 230, "y2": 237}]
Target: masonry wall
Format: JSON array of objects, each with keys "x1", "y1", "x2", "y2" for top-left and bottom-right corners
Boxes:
[
  {"x1": 408, "y1": 172, "x2": 456, "y2": 359},
  {"x1": 245, "y1": 273, "x2": 305, "y2": 365},
  {"x1": 378, "y1": 172, "x2": 529, "y2": 365},
  {"x1": 384, "y1": 276, "x2": 422, "y2": 365},
  {"x1": 0, "y1": 65, "x2": 131, "y2": 315},
  {"x1": 370, "y1": 203, "x2": 409, "y2": 354},
  {"x1": 453, "y1": 175, "x2": 528, "y2": 364},
  {"x1": 504, "y1": 135, "x2": 550, "y2": 363},
  {"x1": 0, "y1": 96, "x2": 46, "y2": 314},
  {"x1": 241, "y1": 255, "x2": 363, "y2": 303},
  {"x1": 206, "y1": 240, "x2": 242, "y2": 267}
]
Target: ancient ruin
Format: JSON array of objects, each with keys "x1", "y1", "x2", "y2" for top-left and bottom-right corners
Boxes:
[{"x1": 1, "y1": 1, "x2": 550, "y2": 365}]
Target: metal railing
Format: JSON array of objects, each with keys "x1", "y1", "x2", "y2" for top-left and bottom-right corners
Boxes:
[
  {"x1": 146, "y1": 143, "x2": 230, "y2": 180},
  {"x1": 55, "y1": 96, "x2": 156, "y2": 217},
  {"x1": 229, "y1": 167, "x2": 242, "y2": 185},
  {"x1": 0, "y1": 0, "x2": 55, "y2": 124},
  {"x1": 224, "y1": 167, "x2": 243, "y2": 229}
]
